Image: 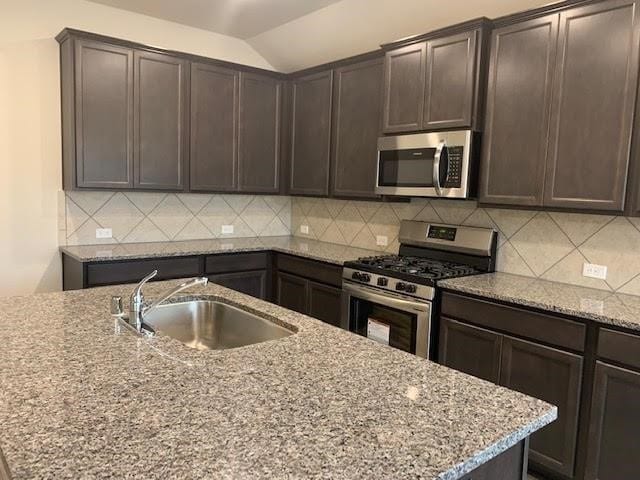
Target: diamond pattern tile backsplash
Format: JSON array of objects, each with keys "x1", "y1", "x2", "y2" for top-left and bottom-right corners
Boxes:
[
  {"x1": 59, "y1": 191, "x2": 640, "y2": 296},
  {"x1": 61, "y1": 191, "x2": 291, "y2": 246},
  {"x1": 291, "y1": 197, "x2": 640, "y2": 296}
]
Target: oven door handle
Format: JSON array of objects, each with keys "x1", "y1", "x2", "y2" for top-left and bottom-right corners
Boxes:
[
  {"x1": 432, "y1": 140, "x2": 446, "y2": 196},
  {"x1": 342, "y1": 282, "x2": 430, "y2": 313}
]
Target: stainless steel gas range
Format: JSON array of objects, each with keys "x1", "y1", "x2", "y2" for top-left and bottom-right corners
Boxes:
[{"x1": 341, "y1": 220, "x2": 497, "y2": 360}]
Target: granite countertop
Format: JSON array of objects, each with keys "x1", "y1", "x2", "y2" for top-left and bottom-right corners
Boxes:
[
  {"x1": 439, "y1": 272, "x2": 640, "y2": 332},
  {"x1": 60, "y1": 236, "x2": 382, "y2": 265},
  {"x1": 0, "y1": 280, "x2": 555, "y2": 479}
]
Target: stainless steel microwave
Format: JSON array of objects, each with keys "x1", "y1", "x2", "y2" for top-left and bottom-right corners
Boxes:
[{"x1": 375, "y1": 130, "x2": 478, "y2": 198}]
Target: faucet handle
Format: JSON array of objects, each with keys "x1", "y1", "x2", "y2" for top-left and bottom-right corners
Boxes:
[
  {"x1": 131, "y1": 270, "x2": 158, "y2": 301},
  {"x1": 110, "y1": 296, "x2": 124, "y2": 316}
]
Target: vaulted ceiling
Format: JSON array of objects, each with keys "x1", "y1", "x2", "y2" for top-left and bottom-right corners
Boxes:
[{"x1": 87, "y1": 0, "x2": 555, "y2": 72}]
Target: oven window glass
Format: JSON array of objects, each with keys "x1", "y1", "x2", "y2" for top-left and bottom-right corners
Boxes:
[
  {"x1": 349, "y1": 297, "x2": 417, "y2": 354},
  {"x1": 378, "y1": 148, "x2": 436, "y2": 187}
]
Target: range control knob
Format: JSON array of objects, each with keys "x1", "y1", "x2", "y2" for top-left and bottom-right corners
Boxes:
[
  {"x1": 377, "y1": 277, "x2": 389, "y2": 287},
  {"x1": 361, "y1": 274, "x2": 371, "y2": 282},
  {"x1": 351, "y1": 272, "x2": 360, "y2": 280},
  {"x1": 395, "y1": 282, "x2": 407, "y2": 291},
  {"x1": 405, "y1": 284, "x2": 417, "y2": 294}
]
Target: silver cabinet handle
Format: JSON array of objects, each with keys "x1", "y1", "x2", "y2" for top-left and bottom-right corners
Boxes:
[{"x1": 433, "y1": 140, "x2": 446, "y2": 196}]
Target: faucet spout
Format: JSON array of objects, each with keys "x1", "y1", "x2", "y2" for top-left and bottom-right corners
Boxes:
[{"x1": 143, "y1": 277, "x2": 209, "y2": 318}]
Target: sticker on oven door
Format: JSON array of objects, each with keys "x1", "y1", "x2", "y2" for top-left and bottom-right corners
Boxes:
[{"x1": 367, "y1": 318, "x2": 390, "y2": 345}]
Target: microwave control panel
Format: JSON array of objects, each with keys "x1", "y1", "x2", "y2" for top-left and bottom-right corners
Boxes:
[{"x1": 444, "y1": 146, "x2": 464, "y2": 188}]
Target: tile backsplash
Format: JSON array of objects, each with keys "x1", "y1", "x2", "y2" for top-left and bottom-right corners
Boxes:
[
  {"x1": 59, "y1": 191, "x2": 640, "y2": 296},
  {"x1": 61, "y1": 191, "x2": 291, "y2": 246},
  {"x1": 291, "y1": 197, "x2": 640, "y2": 296}
]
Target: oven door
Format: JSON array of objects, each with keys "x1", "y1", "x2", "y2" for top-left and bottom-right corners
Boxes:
[
  {"x1": 341, "y1": 281, "x2": 431, "y2": 358},
  {"x1": 375, "y1": 130, "x2": 472, "y2": 198}
]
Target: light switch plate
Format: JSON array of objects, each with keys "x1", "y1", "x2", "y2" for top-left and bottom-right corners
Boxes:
[
  {"x1": 583, "y1": 263, "x2": 607, "y2": 280},
  {"x1": 221, "y1": 225, "x2": 234, "y2": 234},
  {"x1": 95, "y1": 228, "x2": 112, "y2": 239},
  {"x1": 300, "y1": 225, "x2": 309, "y2": 234}
]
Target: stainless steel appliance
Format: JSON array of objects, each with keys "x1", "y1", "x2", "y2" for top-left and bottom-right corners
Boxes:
[
  {"x1": 342, "y1": 220, "x2": 496, "y2": 359},
  {"x1": 375, "y1": 130, "x2": 479, "y2": 198}
]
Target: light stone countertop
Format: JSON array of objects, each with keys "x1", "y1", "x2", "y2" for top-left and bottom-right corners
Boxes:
[
  {"x1": 0, "y1": 280, "x2": 556, "y2": 479},
  {"x1": 439, "y1": 272, "x2": 640, "y2": 332},
  {"x1": 60, "y1": 236, "x2": 383, "y2": 265}
]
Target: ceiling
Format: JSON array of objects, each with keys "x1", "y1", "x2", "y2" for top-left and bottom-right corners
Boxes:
[{"x1": 86, "y1": 0, "x2": 343, "y2": 39}]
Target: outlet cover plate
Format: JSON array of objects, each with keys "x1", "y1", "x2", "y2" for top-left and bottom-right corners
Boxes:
[
  {"x1": 300, "y1": 225, "x2": 309, "y2": 234},
  {"x1": 583, "y1": 263, "x2": 607, "y2": 280},
  {"x1": 95, "y1": 228, "x2": 112, "y2": 239},
  {"x1": 376, "y1": 235, "x2": 388, "y2": 246},
  {"x1": 221, "y1": 225, "x2": 234, "y2": 234}
]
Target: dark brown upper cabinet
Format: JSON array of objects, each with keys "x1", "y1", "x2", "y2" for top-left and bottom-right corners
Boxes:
[
  {"x1": 330, "y1": 57, "x2": 384, "y2": 199},
  {"x1": 382, "y1": 42, "x2": 426, "y2": 133},
  {"x1": 479, "y1": 15, "x2": 559, "y2": 206},
  {"x1": 133, "y1": 50, "x2": 188, "y2": 191},
  {"x1": 60, "y1": 38, "x2": 134, "y2": 190},
  {"x1": 289, "y1": 70, "x2": 333, "y2": 196},
  {"x1": 423, "y1": 30, "x2": 477, "y2": 130},
  {"x1": 190, "y1": 63, "x2": 239, "y2": 192},
  {"x1": 544, "y1": 0, "x2": 640, "y2": 211},
  {"x1": 238, "y1": 72, "x2": 282, "y2": 193}
]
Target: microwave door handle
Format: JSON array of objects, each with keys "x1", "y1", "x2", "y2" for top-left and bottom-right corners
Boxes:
[{"x1": 433, "y1": 140, "x2": 446, "y2": 196}]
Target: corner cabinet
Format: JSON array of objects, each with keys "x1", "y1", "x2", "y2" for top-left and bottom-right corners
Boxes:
[
  {"x1": 289, "y1": 70, "x2": 334, "y2": 196},
  {"x1": 481, "y1": 0, "x2": 640, "y2": 211}
]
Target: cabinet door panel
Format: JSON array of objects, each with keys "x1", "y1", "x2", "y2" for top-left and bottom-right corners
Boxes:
[
  {"x1": 545, "y1": 0, "x2": 640, "y2": 210},
  {"x1": 382, "y1": 43, "x2": 426, "y2": 133},
  {"x1": 289, "y1": 71, "x2": 333, "y2": 196},
  {"x1": 238, "y1": 72, "x2": 281, "y2": 193},
  {"x1": 209, "y1": 270, "x2": 267, "y2": 300},
  {"x1": 423, "y1": 31, "x2": 476, "y2": 129},
  {"x1": 479, "y1": 15, "x2": 558, "y2": 206},
  {"x1": 74, "y1": 40, "x2": 134, "y2": 188},
  {"x1": 585, "y1": 361, "x2": 640, "y2": 480},
  {"x1": 308, "y1": 281, "x2": 342, "y2": 327},
  {"x1": 331, "y1": 58, "x2": 383, "y2": 198},
  {"x1": 438, "y1": 317, "x2": 502, "y2": 384},
  {"x1": 190, "y1": 63, "x2": 239, "y2": 192},
  {"x1": 500, "y1": 336, "x2": 582, "y2": 477},
  {"x1": 134, "y1": 50, "x2": 188, "y2": 190},
  {"x1": 276, "y1": 272, "x2": 308, "y2": 314}
]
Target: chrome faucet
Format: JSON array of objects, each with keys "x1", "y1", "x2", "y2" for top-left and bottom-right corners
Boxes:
[{"x1": 119, "y1": 270, "x2": 209, "y2": 333}]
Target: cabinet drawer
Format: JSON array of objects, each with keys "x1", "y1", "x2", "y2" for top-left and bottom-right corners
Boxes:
[
  {"x1": 441, "y1": 292, "x2": 586, "y2": 352},
  {"x1": 87, "y1": 257, "x2": 201, "y2": 286},
  {"x1": 276, "y1": 254, "x2": 342, "y2": 287},
  {"x1": 597, "y1": 328, "x2": 640, "y2": 370},
  {"x1": 205, "y1": 252, "x2": 268, "y2": 274}
]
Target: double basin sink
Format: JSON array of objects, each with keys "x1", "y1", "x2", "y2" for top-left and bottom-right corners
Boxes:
[{"x1": 143, "y1": 300, "x2": 293, "y2": 351}]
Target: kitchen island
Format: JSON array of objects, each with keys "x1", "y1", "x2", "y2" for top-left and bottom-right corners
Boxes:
[{"x1": 0, "y1": 280, "x2": 555, "y2": 479}]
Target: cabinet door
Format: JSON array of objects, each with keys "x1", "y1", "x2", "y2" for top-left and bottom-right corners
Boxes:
[
  {"x1": 276, "y1": 272, "x2": 308, "y2": 314},
  {"x1": 74, "y1": 40, "x2": 134, "y2": 189},
  {"x1": 308, "y1": 281, "x2": 343, "y2": 327},
  {"x1": 209, "y1": 270, "x2": 267, "y2": 300},
  {"x1": 331, "y1": 58, "x2": 383, "y2": 198},
  {"x1": 479, "y1": 15, "x2": 558, "y2": 206},
  {"x1": 438, "y1": 317, "x2": 502, "y2": 384},
  {"x1": 289, "y1": 71, "x2": 333, "y2": 196},
  {"x1": 190, "y1": 63, "x2": 239, "y2": 192},
  {"x1": 238, "y1": 72, "x2": 281, "y2": 193},
  {"x1": 500, "y1": 336, "x2": 582, "y2": 478},
  {"x1": 585, "y1": 361, "x2": 640, "y2": 480},
  {"x1": 134, "y1": 50, "x2": 188, "y2": 190},
  {"x1": 544, "y1": 0, "x2": 640, "y2": 211},
  {"x1": 423, "y1": 31, "x2": 477, "y2": 130},
  {"x1": 382, "y1": 42, "x2": 426, "y2": 133}
]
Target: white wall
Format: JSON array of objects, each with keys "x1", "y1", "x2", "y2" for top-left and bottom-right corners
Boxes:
[
  {"x1": 248, "y1": 0, "x2": 552, "y2": 72},
  {"x1": 0, "y1": 0, "x2": 273, "y2": 296}
]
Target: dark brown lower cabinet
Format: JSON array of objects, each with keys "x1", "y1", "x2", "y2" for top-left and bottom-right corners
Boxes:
[
  {"x1": 459, "y1": 440, "x2": 529, "y2": 480},
  {"x1": 438, "y1": 317, "x2": 502, "y2": 384},
  {"x1": 307, "y1": 281, "x2": 342, "y2": 327},
  {"x1": 584, "y1": 361, "x2": 640, "y2": 480},
  {"x1": 208, "y1": 270, "x2": 267, "y2": 300},
  {"x1": 276, "y1": 272, "x2": 308, "y2": 314},
  {"x1": 500, "y1": 336, "x2": 583, "y2": 478}
]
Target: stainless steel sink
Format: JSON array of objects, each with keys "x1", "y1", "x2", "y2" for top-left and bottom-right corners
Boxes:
[{"x1": 142, "y1": 300, "x2": 293, "y2": 350}]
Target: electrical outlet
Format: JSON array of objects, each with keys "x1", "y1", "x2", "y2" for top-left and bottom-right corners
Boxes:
[
  {"x1": 95, "y1": 228, "x2": 112, "y2": 239},
  {"x1": 583, "y1": 263, "x2": 607, "y2": 280},
  {"x1": 300, "y1": 225, "x2": 309, "y2": 234},
  {"x1": 221, "y1": 225, "x2": 234, "y2": 234},
  {"x1": 376, "y1": 235, "x2": 388, "y2": 246}
]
